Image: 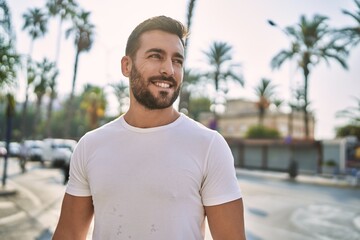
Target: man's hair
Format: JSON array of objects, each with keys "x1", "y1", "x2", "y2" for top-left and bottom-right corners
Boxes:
[{"x1": 125, "y1": 15, "x2": 188, "y2": 58}]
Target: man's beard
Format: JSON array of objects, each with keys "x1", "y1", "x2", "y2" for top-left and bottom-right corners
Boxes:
[{"x1": 129, "y1": 65, "x2": 181, "y2": 110}]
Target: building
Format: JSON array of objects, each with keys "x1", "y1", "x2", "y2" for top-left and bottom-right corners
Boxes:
[{"x1": 199, "y1": 99, "x2": 315, "y2": 140}]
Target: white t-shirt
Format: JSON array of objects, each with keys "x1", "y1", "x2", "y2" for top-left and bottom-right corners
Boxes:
[{"x1": 67, "y1": 114, "x2": 241, "y2": 240}]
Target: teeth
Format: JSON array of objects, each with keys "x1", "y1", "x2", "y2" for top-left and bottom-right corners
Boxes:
[{"x1": 155, "y1": 82, "x2": 170, "y2": 88}]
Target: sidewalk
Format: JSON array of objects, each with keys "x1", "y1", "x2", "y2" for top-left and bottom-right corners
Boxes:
[{"x1": 236, "y1": 168, "x2": 360, "y2": 188}]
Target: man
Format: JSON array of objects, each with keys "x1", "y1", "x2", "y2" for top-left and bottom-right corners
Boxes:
[{"x1": 53, "y1": 15, "x2": 246, "y2": 240}]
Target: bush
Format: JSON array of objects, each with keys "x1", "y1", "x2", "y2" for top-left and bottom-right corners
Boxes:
[{"x1": 245, "y1": 125, "x2": 280, "y2": 139}]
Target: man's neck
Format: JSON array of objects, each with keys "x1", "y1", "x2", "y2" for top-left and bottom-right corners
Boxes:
[{"x1": 124, "y1": 106, "x2": 180, "y2": 128}]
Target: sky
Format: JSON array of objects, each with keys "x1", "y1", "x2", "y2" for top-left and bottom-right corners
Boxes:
[{"x1": 6, "y1": 0, "x2": 360, "y2": 140}]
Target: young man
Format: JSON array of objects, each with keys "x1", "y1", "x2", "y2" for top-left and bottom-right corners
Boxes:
[{"x1": 53, "y1": 16, "x2": 246, "y2": 240}]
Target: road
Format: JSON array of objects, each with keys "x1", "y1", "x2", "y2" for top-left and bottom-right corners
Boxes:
[
  {"x1": 239, "y1": 173, "x2": 360, "y2": 240},
  {"x1": 1, "y1": 158, "x2": 360, "y2": 240}
]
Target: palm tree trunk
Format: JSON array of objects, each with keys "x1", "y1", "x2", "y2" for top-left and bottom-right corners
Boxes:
[
  {"x1": 55, "y1": 17, "x2": 63, "y2": 64},
  {"x1": 303, "y1": 66, "x2": 310, "y2": 139},
  {"x1": 32, "y1": 96, "x2": 43, "y2": 138},
  {"x1": 64, "y1": 49, "x2": 80, "y2": 137},
  {"x1": 21, "y1": 41, "x2": 34, "y2": 139},
  {"x1": 178, "y1": 0, "x2": 197, "y2": 111},
  {"x1": 45, "y1": 93, "x2": 55, "y2": 137},
  {"x1": 288, "y1": 108, "x2": 294, "y2": 137}
]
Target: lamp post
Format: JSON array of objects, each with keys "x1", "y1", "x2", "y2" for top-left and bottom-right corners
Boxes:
[{"x1": 268, "y1": 19, "x2": 299, "y2": 179}]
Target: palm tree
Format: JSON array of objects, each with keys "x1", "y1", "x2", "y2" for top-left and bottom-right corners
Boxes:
[
  {"x1": 111, "y1": 81, "x2": 129, "y2": 115},
  {"x1": 0, "y1": 0, "x2": 12, "y2": 37},
  {"x1": 1, "y1": 0, "x2": 19, "y2": 187},
  {"x1": 184, "y1": 0, "x2": 197, "y2": 56},
  {"x1": 254, "y1": 78, "x2": 276, "y2": 126},
  {"x1": 179, "y1": 69, "x2": 201, "y2": 113},
  {"x1": 32, "y1": 58, "x2": 58, "y2": 137},
  {"x1": 46, "y1": 0, "x2": 78, "y2": 63},
  {"x1": 64, "y1": 9, "x2": 95, "y2": 137},
  {"x1": 288, "y1": 88, "x2": 305, "y2": 138},
  {"x1": 178, "y1": 0, "x2": 197, "y2": 112},
  {"x1": 0, "y1": 37, "x2": 19, "y2": 90},
  {"x1": 271, "y1": 14, "x2": 348, "y2": 139},
  {"x1": 45, "y1": 67, "x2": 59, "y2": 138},
  {"x1": 203, "y1": 41, "x2": 244, "y2": 129},
  {"x1": 339, "y1": 0, "x2": 360, "y2": 47},
  {"x1": 21, "y1": 7, "x2": 48, "y2": 138},
  {"x1": 0, "y1": 0, "x2": 19, "y2": 90},
  {"x1": 336, "y1": 96, "x2": 360, "y2": 125},
  {"x1": 22, "y1": 8, "x2": 48, "y2": 57},
  {"x1": 203, "y1": 41, "x2": 244, "y2": 93},
  {"x1": 80, "y1": 84, "x2": 107, "y2": 130},
  {"x1": 32, "y1": 62, "x2": 48, "y2": 137}
]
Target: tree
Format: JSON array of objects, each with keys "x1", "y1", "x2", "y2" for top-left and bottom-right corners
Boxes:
[
  {"x1": 111, "y1": 81, "x2": 129, "y2": 115},
  {"x1": 0, "y1": 0, "x2": 18, "y2": 187},
  {"x1": 21, "y1": 7, "x2": 49, "y2": 138},
  {"x1": 254, "y1": 78, "x2": 276, "y2": 126},
  {"x1": 271, "y1": 14, "x2": 348, "y2": 139},
  {"x1": 336, "y1": 96, "x2": 360, "y2": 125},
  {"x1": 46, "y1": 0, "x2": 78, "y2": 63},
  {"x1": 288, "y1": 87, "x2": 305, "y2": 138},
  {"x1": 80, "y1": 84, "x2": 107, "y2": 130},
  {"x1": 188, "y1": 97, "x2": 211, "y2": 121},
  {"x1": 22, "y1": 7, "x2": 48, "y2": 57},
  {"x1": 0, "y1": 37, "x2": 19, "y2": 90},
  {"x1": 32, "y1": 58, "x2": 58, "y2": 137},
  {"x1": 0, "y1": 0, "x2": 12, "y2": 37},
  {"x1": 339, "y1": 0, "x2": 360, "y2": 47},
  {"x1": 64, "y1": 9, "x2": 95, "y2": 137},
  {"x1": 203, "y1": 41, "x2": 244, "y2": 93},
  {"x1": 178, "y1": 0, "x2": 198, "y2": 112},
  {"x1": 44, "y1": 66, "x2": 59, "y2": 138},
  {"x1": 179, "y1": 69, "x2": 201, "y2": 113},
  {"x1": 0, "y1": 0, "x2": 19, "y2": 91}
]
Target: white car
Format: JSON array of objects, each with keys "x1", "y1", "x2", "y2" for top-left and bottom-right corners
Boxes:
[
  {"x1": 22, "y1": 140, "x2": 45, "y2": 162},
  {"x1": 42, "y1": 138, "x2": 77, "y2": 167}
]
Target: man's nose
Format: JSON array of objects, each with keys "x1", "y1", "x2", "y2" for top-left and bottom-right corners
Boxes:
[{"x1": 160, "y1": 59, "x2": 175, "y2": 77}]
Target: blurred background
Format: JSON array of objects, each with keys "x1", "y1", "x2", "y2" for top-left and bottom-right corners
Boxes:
[{"x1": 1, "y1": 0, "x2": 360, "y2": 239}]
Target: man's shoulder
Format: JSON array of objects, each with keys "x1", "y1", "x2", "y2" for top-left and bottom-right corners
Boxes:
[{"x1": 83, "y1": 116, "x2": 124, "y2": 140}]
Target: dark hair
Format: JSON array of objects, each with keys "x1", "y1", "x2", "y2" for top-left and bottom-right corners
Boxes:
[{"x1": 125, "y1": 15, "x2": 188, "y2": 58}]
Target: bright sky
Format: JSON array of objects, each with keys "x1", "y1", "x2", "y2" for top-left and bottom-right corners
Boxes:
[{"x1": 7, "y1": 0, "x2": 360, "y2": 140}]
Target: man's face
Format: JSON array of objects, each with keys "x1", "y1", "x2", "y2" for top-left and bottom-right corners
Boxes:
[{"x1": 128, "y1": 30, "x2": 184, "y2": 110}]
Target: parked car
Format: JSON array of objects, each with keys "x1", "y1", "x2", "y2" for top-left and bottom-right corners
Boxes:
[
  {"x1": 42, "y1": 138, "x2": 77, "y2": 167},
  {"x1": 9, "y1": 142, "x2": 21, "y2": 157},
  {"x1": 22, "y1": 140, "x2": 45, "y2": 163},
  {"x1": 0, "y1": 141, "x2": 7, "y2": 157}
]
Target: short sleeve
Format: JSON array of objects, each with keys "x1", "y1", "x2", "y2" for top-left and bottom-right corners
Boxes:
[
  {"x1": 201, "y1": 132, "x2": 241, "y2": 206},
  {"x1": 66, "y1": 135, "x2": 92, "y2": 196}
]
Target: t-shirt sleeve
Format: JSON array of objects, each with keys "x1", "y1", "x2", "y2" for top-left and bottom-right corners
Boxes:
[
  {"x1": 66, "y1": 135, "x2": 92, "y2": 196},
  {"x1": 201, "y1": 132, "x2": 242, "y2": 206}
]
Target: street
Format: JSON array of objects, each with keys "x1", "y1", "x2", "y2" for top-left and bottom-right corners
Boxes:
[{"x1": 1, "y1": 157, "x2": 360, "y2": 240}]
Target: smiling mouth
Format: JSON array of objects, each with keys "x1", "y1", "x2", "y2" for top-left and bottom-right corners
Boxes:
[{"x1": 152, "y1": 81, "x2": 172, "y2": 89}]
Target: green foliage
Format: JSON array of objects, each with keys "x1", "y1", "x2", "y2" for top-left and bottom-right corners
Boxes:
[
  {"x1": 245, "y1": 125, "x2": 280, "y2": 139},
  {"x1": 188, "y1": 97, "x2": 211, "y2": 120},
  {"x1": 336, "y1": 124, "x2": 360, "y2": 140}
]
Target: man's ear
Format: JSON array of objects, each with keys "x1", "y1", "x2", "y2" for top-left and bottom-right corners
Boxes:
[{"x1": 121, "y1": 56, "x2": 132, "y2": 77}]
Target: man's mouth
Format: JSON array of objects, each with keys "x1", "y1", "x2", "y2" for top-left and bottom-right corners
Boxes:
[
  {"x1": 149, "y1": 76, "x2": 176, "y2": 89},
  {"x1": 153, "y1": 81, "x2": 171, "y2": 88}
]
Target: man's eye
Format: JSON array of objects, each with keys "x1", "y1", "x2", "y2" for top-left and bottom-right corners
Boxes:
[
  {"x1": 149, "y1": 54, "x2": 161, "y2": 59},
  {"x1": 173, "y1": 59, "x2": 183, "y2": 66}
]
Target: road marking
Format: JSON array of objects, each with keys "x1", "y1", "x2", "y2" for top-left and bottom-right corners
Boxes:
[
  {"x1": 0, "y1": 202, "x2": 16, "y2": 208},
  {"x1": 8, "y1": 180, "x2": 42, "y2": 207}
]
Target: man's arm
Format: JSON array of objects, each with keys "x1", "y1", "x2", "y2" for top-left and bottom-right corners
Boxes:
[
  {"x1": 205, "y1": 198, "x2": 246, "y2": 240},
  {"x1": 53, "y1": 193, "x2": 94, "y2": 240}
]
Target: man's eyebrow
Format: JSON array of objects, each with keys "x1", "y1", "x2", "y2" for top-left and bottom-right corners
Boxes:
[{"x1": 146, "y1": 48, "x2": 184, "y2": 60}]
